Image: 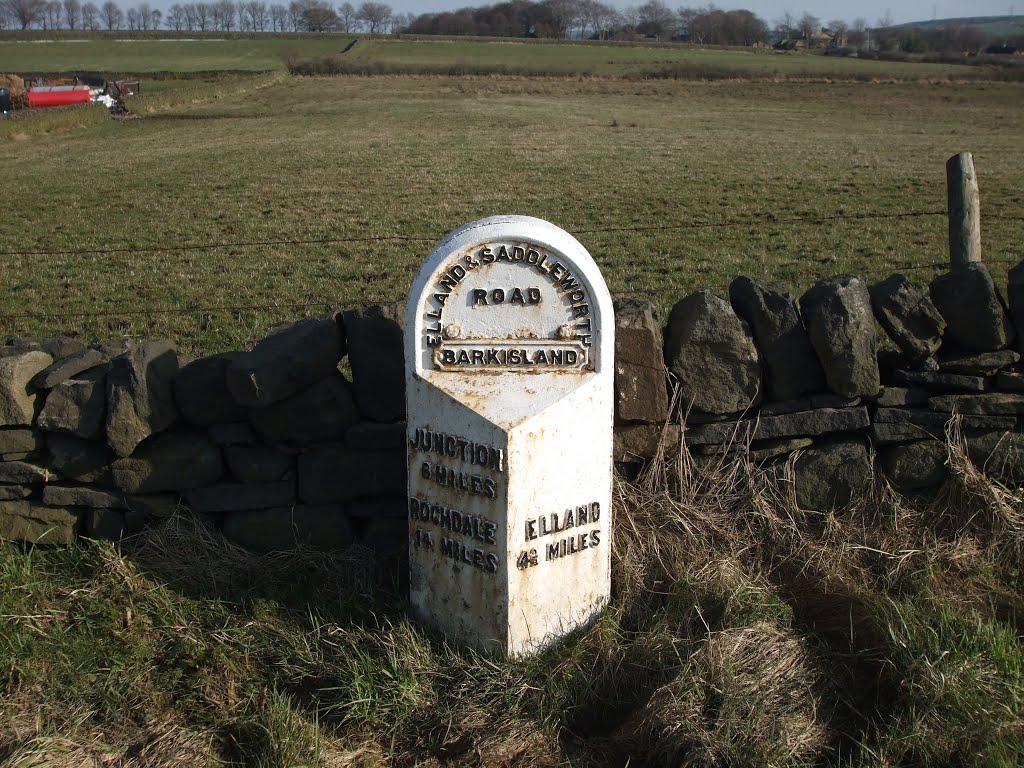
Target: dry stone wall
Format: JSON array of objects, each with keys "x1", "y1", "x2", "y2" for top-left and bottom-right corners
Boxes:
[{"x1": 3, "y1": 259, "x2": 1024, "y2": 554}]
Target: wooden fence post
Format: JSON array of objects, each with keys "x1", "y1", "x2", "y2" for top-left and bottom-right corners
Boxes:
[{"x1": 947, "y1": 151, "x2": 982, "y2": 269}]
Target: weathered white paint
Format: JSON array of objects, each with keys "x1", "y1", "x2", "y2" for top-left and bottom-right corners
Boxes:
[{"x1": 405, "y1": 215, "x2": 614, "y2": 656}]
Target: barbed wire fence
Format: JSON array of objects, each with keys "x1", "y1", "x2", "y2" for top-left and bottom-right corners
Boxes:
[{"x1": 2, "y1": 208, "x2": 1021, "y2": 348}]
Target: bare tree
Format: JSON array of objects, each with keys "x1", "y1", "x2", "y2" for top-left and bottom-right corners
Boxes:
[
  {"x1": 43, "y1": 0, "x2": 61, "y2": 28},
  {"x1": 337, "y1": 0, "x2": 354, "y2": 31},
  {"x1": 166, "y1": 2, "x2": 185, "y2": 28},
  {"x1": 3, "y1": 0, "x2": 48, "y2": 28},
  {"x1": 268, "y1": 2, "x2": 285, "y2": 30},
  {"x1": 81, "y1": 0, "x2": 98, "y2": 27},
  {"x1": 798, "y1": 12, "x2": 819, "y2": 41},
  {"x1": 214, "y1": 0, "x2": 234, "y2": 29},
  {"x1": 101, "y1": 0, "x2": 121, "y2": 27},
  {"x1": 62, "y1": 0, "x2": 79, "y2": 27},
  {"x1": 774, "y1": 9, "x2": 795, "y2": 40},
  {"x1": 356, "y1": 0, "x2": 389, "y2": 33},
  {"x1": 589, "y1": 0, "x2": 617, "y2": 39},
  {"x1": 187, "y1": 3, "x2": 212, "y2": 30},
  {"x1": 246, "y1": 0, "x2": 266, "y2": 30},
  {"x1": 619, "y1": 4, "x2": 639, "y2": 35},
  {"x1": 848, "y1": 16, "x2": 867, "y2": 47}
]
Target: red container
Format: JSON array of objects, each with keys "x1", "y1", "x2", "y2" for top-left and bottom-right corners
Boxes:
[{"x1": 26, "y1": 88, "x2": 92, "y2": 108}]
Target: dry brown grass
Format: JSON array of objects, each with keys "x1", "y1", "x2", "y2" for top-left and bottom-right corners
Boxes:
[{"x1": 2, "y1": 419, "x2": 1023, "y2": 766}]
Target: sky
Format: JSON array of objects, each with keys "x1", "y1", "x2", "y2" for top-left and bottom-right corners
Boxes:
[{"x1": 382, "y1": 1, "x2": 1016, "y2": 25}]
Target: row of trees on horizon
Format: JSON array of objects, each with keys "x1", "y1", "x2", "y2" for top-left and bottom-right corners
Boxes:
[{"x1": 0, "y1": 0, "x2": 1016, "y2": 52}]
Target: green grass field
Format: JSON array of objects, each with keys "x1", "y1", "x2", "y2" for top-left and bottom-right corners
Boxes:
[
  {"x1": 0, "y1": 36, "x2": 347, "y2": 73},
  {"x1": 1, "y1": 68, "x2": 1022, "y2": 354},
  {"x1": 0, "y1": 34, "x2": 1012, "y2": 79}
]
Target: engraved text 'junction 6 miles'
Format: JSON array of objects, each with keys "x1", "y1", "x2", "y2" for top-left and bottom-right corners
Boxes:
[{"x1": 421, "y1": 244, "x2": 596, "y2": 370}]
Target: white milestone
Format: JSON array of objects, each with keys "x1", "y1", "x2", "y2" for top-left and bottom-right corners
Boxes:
[{"x1": 405, "y1": 215, "x2": 615, "y2": 656}]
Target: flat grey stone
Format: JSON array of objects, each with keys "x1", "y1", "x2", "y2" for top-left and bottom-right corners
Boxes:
[
  {"x1": 868, "y1": 387, "x2": 931, "y2": 407},
  {"x1": 111, "y1": 431, "x2": 222, "y2": 494},
  {"x1": 801, "y1": 275, "x2": 880, "y2": 398},
  {"x1": 42, "y1": 484, "x2": 127, "y2": 509},
  {"x1": 995, "y1": 370, "x2": 1024, "y2": 393},
  {"x1": 809, "y1": 394, "x2": 861, "y2": 409},
  {"x1": 37, "y1": 366, "x2": 107, "y2": 439},
  {"x1": 930, "y1": 263, "x2": 1015, "y2": 352},
  {"x1": 227, "y1": 316, "x2": 344, "y2": 409},
  {"x1": 344, "y1": 421, "x2": 407, "y2": 452},
  {"x1": 928, "y1": 393, "x2": 1024, "y2": 416},
  {"x1": 874, "y1": 407, "x2": 1015, "y2": 430},
  {"x1": 184, "y1": 481, "x2": 295, "y2": 513},
  {"x1": 879, "y1": 440, "x2": 949, "y2": 495},
  {"x1": 106, "y1": 341, "x2": 180, "y2": 457},
  {"x1": 32, "y1": 348, "x2": 106, "y2": 390},
  {"x1": 869, "y1": 273, "x2": 945, "y2": 365},
  {"x1": 222, "y1": 504, "x2": 352, "y2": 554},
  {"x1": 224, "y1": 444, "x2": 292, "y2": 483},
  {"x1": 174, "y1": 353, "x2": 247, "y2": 426},
  {"x1": 0, "y1": 428, "x2": 43, "y2": 455},
  {"x1": 250, "y1": 374, "x2": 360, "y2": 445},
  {"x1": 967, "y1": 431, "x2": 1024, "y2": 486},
  {"x1": 86, "y1": 508, "x2": 128, "y2": 540},
  {"x1": 0, "y1": 500, "x2": 79, "y2": 544},
  {"x1": 758, "y1": 399, "x2": 811, "y2": 416},
  {"x1": 1, "y1": 450, "x2": 36, "y2": 462},
  {"x1": 1, "y1": 452, "x2": 37, "y2": 462},
  {"x1": 794, "y1": 437, "x2": 871, "y2": 511},
  {"x1": 0, "y1": 461, "x2": 52, "y2": 484},
  {"x1": 123, "y1": 493, "x2": 182, "y2": 519},
  {"x1": 665, "y1": 290, "x2": 762, "y2": 414},
  {"x1": 0, "y1": 485, "x2": 32, "y2": 500},
  {"x1": 891, "y1": 369, "x2": 987, "y2": 392},
  {"x1": 869, "y1": 422, "x2": 943, "y2": 445},
  {"x1": 695, "y1": 437, "x2": 813, "y2": 463},
  {"x1": 343, "y1": 303, "x2": 405, "y2": 423},
  {"x1": 613, "y1": 423, "x2": 681, "y2": 461},
  {"x1": 684, "y1": 410, "x2": 731, "y2": 424},
  {"x1": 5, "y1": 336, "x2": 85, "y2": 359},
  {"x1": 683, "y1": 407, "x2": 869, "y2": 446},
  {"x1": 0, "y1": 351, "x2": 53, "y2": 426},
  {"x1": 938, "y1": 350, "x2": 1019, "y2": 377},
  {"x1": 298, "y1": 444, "x2": 405, "y2": 504},
  {"x1": 45, "y1": 434, "x2": 111, "y2": 484},
  {"x1": 208, "y1": 422, "x2": 256, "y2": 445}
]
